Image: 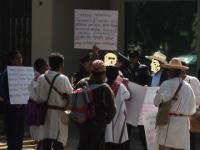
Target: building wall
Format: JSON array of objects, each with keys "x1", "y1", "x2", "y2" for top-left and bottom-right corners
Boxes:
[
  {"x1": 32, "y1": 0, "x2": 124, "y2": 77},
  {"x1": 32, "y1": 0, "x2": 53, "y2": 63}
]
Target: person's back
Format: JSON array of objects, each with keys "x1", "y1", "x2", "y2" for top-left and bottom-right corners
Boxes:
[
  {"x1": 105, "y1": 66, "x2": 130, "y2": 150},
  {"x1": 154, "y1": 58, "x2": 196, "y2": 150},
  {"x1": 77, "y1": 60, "x2": 116, "y2": 150},
  {"x1": 35, "y1": 53, "x2": 73, "y2": 150}
]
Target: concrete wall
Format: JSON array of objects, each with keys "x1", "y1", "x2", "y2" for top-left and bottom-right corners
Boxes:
[
  {"x1": 32, "y1": 0, "x2": 53, "y2": 63},
  {"x1": 32, "y1": 0, "x2": 124, "y2": 77}
]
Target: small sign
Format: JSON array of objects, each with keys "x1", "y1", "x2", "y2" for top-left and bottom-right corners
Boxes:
[{"x1": 7, "y1": 66, "x2": 34, "y2": 104}]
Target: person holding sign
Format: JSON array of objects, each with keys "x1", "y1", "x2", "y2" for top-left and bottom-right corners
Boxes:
[
  {"x1": 72, "y1": 54, "x2": 91, "y2": 87},
  {"x1": 105, "y1": 66, "x2": 130, "y2": 150},
  {"x1": 154, "y1": 58, "x2": 196, "y2": 150},
  {"x1": 127, "y1": 45, "x2": 151, "y2": 86},
  {"x1": 180, "y1": 60, "x2": 200, "y2": 150},
  {"x1": 0, "y1": 51, "x2": 25, "y2": 150}
]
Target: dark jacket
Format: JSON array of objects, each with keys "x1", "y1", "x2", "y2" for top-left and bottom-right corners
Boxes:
[
  {"x1": 73, "y1": 66, "x2": 90, "y2": 86},
  {"x1": 75, "y1": 78, "x2": 116, "y2": 125},
  {"x1": 130, "y1": 63, "x2": 151, "y2": 86}
]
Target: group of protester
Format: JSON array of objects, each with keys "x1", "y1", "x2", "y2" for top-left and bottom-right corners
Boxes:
[{"x1": 0, "y1": 44, "x2": 199, "y2": 150}]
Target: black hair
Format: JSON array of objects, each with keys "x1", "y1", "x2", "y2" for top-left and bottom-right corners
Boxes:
[
  {"x1": 166, "y1": 68, "x2": 182, "y2": 78},
  {"x1": 106, "y1": 66, "x2": 119, "y2": 86},
  {"x1": 129, "y1": 50, "x2": 140, "y2": 58},
  {"x1": 8, "y1": 50, "x2": 21, "y2": 60},
  {"x1": 80, "y1": 54, "x2": 90, "y2": 63},
  {"x1": 48, "y1": 53, "x2": 64, "y2": 71},
  {"x1": 34, "y1": 58, "x2": 47, "y2": 72}
]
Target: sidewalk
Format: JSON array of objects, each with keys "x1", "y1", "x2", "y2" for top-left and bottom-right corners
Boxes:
[
  {"x1": 1, "y1": 125, "x2": 200, "y2": 150},
  {"x1": 65, "y1": 124, "x2": 144, "y2": 150}
]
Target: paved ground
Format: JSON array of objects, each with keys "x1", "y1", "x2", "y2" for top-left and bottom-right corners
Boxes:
[
  {"x1": 0, "y1": 123, "x2": 200, "y2": 150},
  {"x1": 65, "y1": 124, "x2": 147, "y2": 150},
  {"x1": 65, "y1": 123, "x2": 200, "y2": 150}
]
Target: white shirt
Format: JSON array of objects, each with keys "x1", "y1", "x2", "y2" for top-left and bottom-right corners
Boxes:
[
  {"x1": 105, "y1": 83, "x2": 130, "y2": 144},
  {"x1": 184, "y1": 75, "x2": 200, "y2": 107},
  {"x1": 35, "y1": 70, "x2": 73, "y2": 145},
  {"x1": 154, "y1": 77, "x2": 196, "y2": 150}
]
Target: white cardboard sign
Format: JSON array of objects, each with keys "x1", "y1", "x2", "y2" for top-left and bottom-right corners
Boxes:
[
  {"x1": 126, "y1": 82, "x2": 147, "y2": 126},
  {"x1": 74, "y1": 9, "x2": 118, "y2": 50},
  {"x1": 7, "y1": 66, "x2": 34, "y2": 104}
]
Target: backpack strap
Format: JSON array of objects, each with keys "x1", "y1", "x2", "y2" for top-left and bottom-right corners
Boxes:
[
  {"x1": 171, "y1": 80, "x2": 183, "y2": 101},
  {"x1": 44, "y1": 74, "x2": 63, "y2": 97},
  {"x1": 45, "y1": 73, "x2": 60, "y2": 103}
]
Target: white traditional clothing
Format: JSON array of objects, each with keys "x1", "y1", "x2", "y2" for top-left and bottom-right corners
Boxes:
[
  {"x1": 35, "y1": 70, "x2": 73, "y2": 146},
  {"x1": 184, "y1": 75, "x2": 200, "y2": 107},
  {"x1": 154, "y1": 77, "x2": 196, "y2": 150},
  {"x1": 105, "y1": 82, "x2": 130, "y2": 144},
  {"x1": 28, "y1": 72, "x2": 42, "y2": 140}
]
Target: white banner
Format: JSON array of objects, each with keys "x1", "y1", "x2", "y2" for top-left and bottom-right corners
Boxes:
[
  {"x1": 144, "y1": 86, "x2": 159, "y2": 104},
  {"x1": 7, "y1": 66, "x2": 34, "y2": 104},
  {"x1": 74, "y1": 9, "x2": 118, "y2": 50},
  {"x1": 126, "y1": 82, "x2": 147, "y2": 126},
  {"x1": 138, "y1": 104, "x2": 158, "y2": 150}
]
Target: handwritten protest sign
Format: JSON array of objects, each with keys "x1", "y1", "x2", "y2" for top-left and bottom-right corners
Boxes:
[
  {"x1": 74, "y1": 9, "x2": 118, "y2": 50},
  {"x1": 138, "y1": 104, "x2": 158, "y2": 150},
  {"x1": 7, "y1": 66, "x2": 34, "y2": 104},
  {"x1": 126, "y1": 82, "x2": 147, "y2": 126}
]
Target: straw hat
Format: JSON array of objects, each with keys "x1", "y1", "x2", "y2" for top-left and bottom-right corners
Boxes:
[
  {"x1": 117, "y1": 52, "x2": 130, "y2": 63},
  {"x1": 145, "y1": 51, "x2": 167, "y2": 64},
  {"x1": 160, "y1": 57, "x2": 189, "y2": 70}
]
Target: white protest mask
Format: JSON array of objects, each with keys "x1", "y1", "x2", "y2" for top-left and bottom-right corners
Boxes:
[
  {"x1": 104, "y1": 53, "x2": 117, "y2": 66},
  {"x1": 150, "y1": 59, "x2": 161, "y2": 74}
]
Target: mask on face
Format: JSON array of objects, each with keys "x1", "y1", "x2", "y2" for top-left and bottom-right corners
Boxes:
[
  {"x1": 150, "y1": 59, "x2": 161, "y2": 74},
  {"x1": 104, "y1": 53, "x2": 117, "y2": 66}
]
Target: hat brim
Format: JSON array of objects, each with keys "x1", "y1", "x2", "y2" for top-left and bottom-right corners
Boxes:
[
  {"x1": 145, "y1": 56, "x2": 168, "y2": 64},
  {"x1": 118, "y1": 52, "x2": 130, "y2": 62},
  {"x1": 160, "y1": 64, "x2": 189, "y2": 70}
]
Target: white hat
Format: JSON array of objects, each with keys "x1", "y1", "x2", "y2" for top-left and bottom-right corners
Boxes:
[
  {"x1": 145, "y1": 51, "x2": 168, "y2": 64},
  {"x1": 161, "y1": 57, "x2": 189, "y2": 70}
]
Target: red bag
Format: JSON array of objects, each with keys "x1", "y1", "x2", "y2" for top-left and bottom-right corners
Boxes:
[{"x1": 69, "y1": 84, "x2": 103, "y2": 123}]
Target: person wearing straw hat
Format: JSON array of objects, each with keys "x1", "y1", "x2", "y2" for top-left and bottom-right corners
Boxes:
[
  {"x1": 154, "y1": 57, "x2": 196, "y2": 150},
  {"x1": 146, "y1": 51, "x2": 168, "y2": 86}
]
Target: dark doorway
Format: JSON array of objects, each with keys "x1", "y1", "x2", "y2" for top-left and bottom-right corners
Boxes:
[
  {"x1": 0, "y1": 0, "x2": 32, "y2": 71},
  {"x1": 125, "y1": 1, "x2": 197, "y2": 59}
]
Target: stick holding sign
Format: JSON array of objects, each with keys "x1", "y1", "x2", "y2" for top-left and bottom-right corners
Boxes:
[{"x1": 7, "y1": 66, "x2": 34, "y2": 104}]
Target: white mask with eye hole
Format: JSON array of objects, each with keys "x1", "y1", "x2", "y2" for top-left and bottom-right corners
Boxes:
[
  {"x1": 104, "y1": 53, "x2": 117, "y2": 66},
  {"x1": 150, "y1": 59, "x2": 161, "y2": 74}
]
